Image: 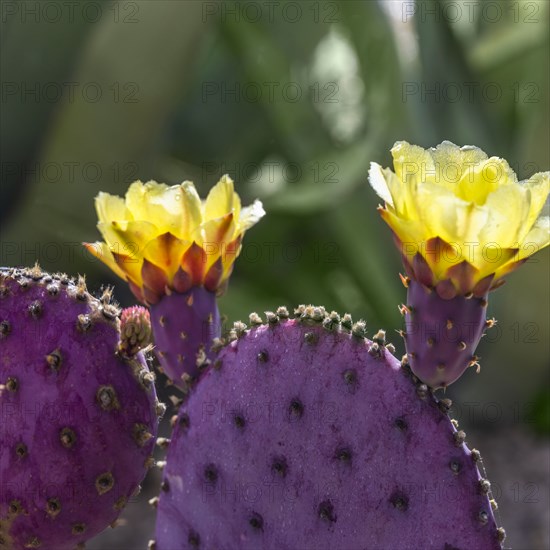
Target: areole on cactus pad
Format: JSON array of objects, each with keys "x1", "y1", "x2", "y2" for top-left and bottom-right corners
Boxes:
[
  {"x1": 369, "y1": 140, "x2": 549, "y2": 387},
  {"x1": 153, "y1": 306, "x2": 505, "y2": 550},
  {"x1": 0, "y1": 266, "x2": 164, "y2": 550},
  {"x1": 84, "y1": 175, "x2": 265, "y2": 385}
]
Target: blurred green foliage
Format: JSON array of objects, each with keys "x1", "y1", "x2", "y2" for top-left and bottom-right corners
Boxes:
[
  {"x1": 1, "y1": 0, "x2": 549, "y2": 428},
  {"x1": 528, "y1": 388, "x2": 550, "y2": 435}
]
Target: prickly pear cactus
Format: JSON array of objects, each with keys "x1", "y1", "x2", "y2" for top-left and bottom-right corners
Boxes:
[
  {"x1": 0, "y1": 266, "x2": 163, "y2": 550},
  {"x1": 150, "y1": 285, "x2": 221, "y2": 382},
  {"x1": 399, "y1": 272, "x2": 492, "y2": 388},
  {"x1": 369, "y1": 141, "x2": 550, "y2": 388},
  {"x1": 84, "y1": 176, "x2": 265, "y2": 387},
  {"x1": 154, "y1": 306, "x2": 505, "y2": 550}
]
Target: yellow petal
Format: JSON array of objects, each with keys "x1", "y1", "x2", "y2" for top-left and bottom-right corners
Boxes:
[
  {"x1": 179, "y1": 181, "x2": 203, "y2": 238},
  {"x1": 428, "y1": 141, "x2": 487, "y2": 191},
  {"x1": 110, "y1": 250, "x2": 143, "y2": 288},
  {"x1": 83, "y1": 241, "x2": 127, "y2": 280},
  {"x1": 126, "y1": 180, "x2": 186, "y2": 236},
  {"x1": 479, "y1": 184, "x2": 527, "y2": 247},
  {"x1": 413, "y1": 182, "x2": 488, "y2": 244},
  {"x1": 238, "y1": 200, "x2": 265, "y2": 231},
  {"x1": 97, "y1": 220, "x2": 158, "y2": 260},
  {"x1": 142, "y1": 233, "x2": 190, "y2": 282},
  {"x1": 473, "y1": 246, "x2": 519, "y2": 283},
  {"x1": 457, "y1": 157, "x2": 517, "y2": 205},
  {"x1": 391, "y1": 141, "x2": 435, "y2": 186},
  {"x1": 372, "y1": 140, "x2": 549, "y2": 292},
  {"x1": 520, "y1": 171, "x2": 550, "y2": 241},
  {"x1": 519, "y1": 216, "x2": 550, "y2": 260},
  {"x1": 124, "y1": 180, "x2": 149, "y2": 218},
  {"x1": 95, "y1": 192, "x2": 130, "y2": 224},
  {"x1": 89, "y1": 175, "x2": 264, "y2": 295},
  {"x1": 191, "y1": 214, "x2": 235, "y2": 271},
  {"x1": 204, "y1": 174, "x2": 237, "y2": 220},
  {"x1": 379, "y1": 208, "x2": 426, "y2": 251},
  {"x1": 494, "y1": 217, "x2": 549, "y2": 279},
  {"x1": 369, "y1": 162, "x2": 416, "y2": 219},
  {"x1": 232, "y1": 189, "x2": 242, "y2": 225},
  {"x1": 368, "y1": 162, "x2": 394, "y2": 207},
  {"x1": 221, "y1": 236, "x2": 243, "y2": 281}
]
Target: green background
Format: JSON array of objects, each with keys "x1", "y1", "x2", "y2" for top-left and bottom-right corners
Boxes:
[{"x1": 1, "y1": 1, "x2": 548, "y2": 548}]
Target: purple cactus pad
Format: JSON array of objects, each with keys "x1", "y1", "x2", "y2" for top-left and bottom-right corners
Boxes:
[
  {"x1": 149, "y1": 286, "x2": 221, "y2": 384},
  {"x1": 403, "y1": 280, "x2": 488, "y2": 388},
  {"x1": 154, "y1": 306, "x2": 504, "y2": 550},
  {"x1": 0, "y1": 267, "x2": 162, "y2": 550}
]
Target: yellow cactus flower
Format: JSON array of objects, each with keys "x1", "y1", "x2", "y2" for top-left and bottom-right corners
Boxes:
[
  {"x1": 369, "y1": 141, "x2": 549, "y2": 297},
  {"x1": 85, "y1": 175, "x2": 265, "y2": 304}
]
